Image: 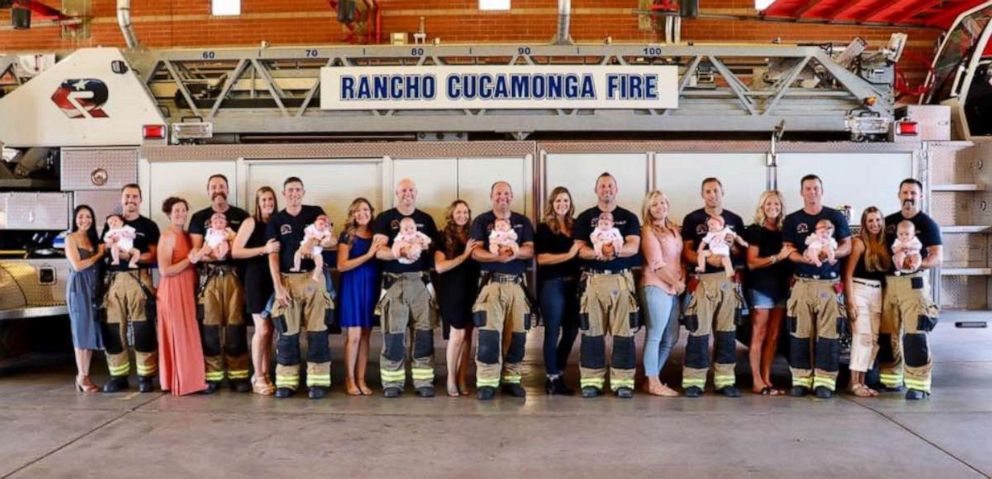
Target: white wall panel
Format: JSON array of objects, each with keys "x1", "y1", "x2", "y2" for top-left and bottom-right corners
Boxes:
[
  {"x1": 655, "y1": 153, "x2": 768, "y2": 225},
  {"x1": 777, "y1": 153, "x2": 912, "y2": 225},
  {"x1": 390, "y1": 158, "x2": 459, "y2": 224},
  {"x1": 544, "y1": 153, "x2": 648, "y2": 215},
  {"x1": 457, "y1": 157, "x2": 528, "y2": 217},
  {"x1": 145, "y1": 160, "x2": 238, "y2": 231},
  {"x1": 246, "y1": 160, "x2": 382, "y2": 233}
]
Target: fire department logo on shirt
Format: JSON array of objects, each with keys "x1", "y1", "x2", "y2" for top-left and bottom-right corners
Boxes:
[
  {"x1": 796, "y1": 223, "x2": 809, "y2": 235},
  {"x1": 696, "y1": 224, "x2": 708, "y2": 236},
  {"x1": 280, "y1": 224, "x2": 293, "y2": 236},
  {"x1": 51, "y1": 79, "x2": 109, "y2": 119}
]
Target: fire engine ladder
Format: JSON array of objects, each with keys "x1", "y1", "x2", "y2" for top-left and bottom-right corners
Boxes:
[{"x1": 124, "y1": 44, "x2": 892, "y2": 138}]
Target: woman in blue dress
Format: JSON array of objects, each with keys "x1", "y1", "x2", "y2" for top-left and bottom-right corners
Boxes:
[
  {"x1": 336, "y1": 197, "x2": 385, "y2": 396},
  {"x1": 65, "y1": 205, "x2": 105, "y2": 393}
]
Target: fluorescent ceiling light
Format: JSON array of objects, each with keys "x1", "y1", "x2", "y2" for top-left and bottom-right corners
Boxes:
[
  {"x1": 480, "y1": 0, "x2": 510, "y2": 11},
  {"x1": 212, "y1": 0, "x2": 241, "y2": 16}
]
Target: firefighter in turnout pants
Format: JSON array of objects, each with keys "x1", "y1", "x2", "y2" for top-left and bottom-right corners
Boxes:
[
  {"x1": 782, "y1": 175, "x2": 852, "y2": 399},
  {"x1": 188, "y1": 174, "x2": 251, "y2": 393},
  {"x1": 266, "y1": 177, "x2": 336, "y2": 399},
  {"x1": 879, "y1": 179, "x2": 943, "y2": 400},
  {"x1": 574, "y1": 173, "x2": 641, "y2": 399},
  {"x1": 102, "y1": 184, "x2": 161, "y2": 393},
  {"x1": 679, "y1": 178, "x2": 746, "y2": 398},
  {"x1": 372, "y1": 178, "x2": 441, "y2": 398},
  {"x1": 470, "y1": 181, "x2": 535, "y2": 401}
]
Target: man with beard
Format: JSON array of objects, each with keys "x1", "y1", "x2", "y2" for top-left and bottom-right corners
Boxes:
[
  {"x1": 470, "y1": 181, "x2": 535, "y2": 400},
  {"x1": 879, "y1": 179, "x2": 943, "y2": 400},
  {"x1": 188, "y1": 174, "x2": 251, "y2": 393},
  {"x1": 372, "y1": 178, "x2": 440, "y2": 398},
  {"x1": 573, "y1": 172, "x2": 641, "y2": 399},
  {"x1": 102, "y1": 184, "x2": 160, "y2": 393}
]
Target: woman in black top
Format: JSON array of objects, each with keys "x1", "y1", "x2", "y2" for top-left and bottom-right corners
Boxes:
[
  {"x1": 843, "y1": 206, "x2": 891, "y2": 397},
  {"x1": 536, "y1": 186, "x2": 581, "y2": 395},
  {"x1": 434, "y1": 200, "x2": 481, "y2": 397},
  {"x1": 744, "y1": 190, "x2": 794, "y2": 395},
  {"x1": 232, "y1": 186, "x2": 280, "y2": 395}
]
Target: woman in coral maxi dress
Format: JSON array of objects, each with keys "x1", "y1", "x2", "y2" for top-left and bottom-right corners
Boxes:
[{"x1": 157, "y1": 197, "x2": 208, "y2": 396}]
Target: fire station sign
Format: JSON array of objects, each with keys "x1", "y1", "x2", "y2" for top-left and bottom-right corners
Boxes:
[{"x1": 320, "y1": 65, "x2": 679, "y2": 110}]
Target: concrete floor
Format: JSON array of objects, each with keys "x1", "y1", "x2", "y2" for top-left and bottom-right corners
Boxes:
[{"x1": 1, "y1": 312, "x2": 991, "y2": 478}]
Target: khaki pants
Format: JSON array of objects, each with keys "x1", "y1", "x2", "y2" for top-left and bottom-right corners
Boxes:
[
  {"x1": 271, "y1": 273, "x2": 332, "y2": 390},
  {"x1": 879, "y1": 272, "x2": 938, "y2": 392},
  {"x1": 375, "y1": 273, "x2": 436, "y2": 390},
  {"x1": 472, "y1": 279, "x2": 529, "y2": 389},
  {"x1": 578, "y1": 272, "x2": 638, "y2": 392},
  {"x1": 849, "y1": 279, "x2": 882, "y2": 373},
  {"x1": 198, "y1": 270, "x2": 249, "y2": 382},
  {"x1": 681, "y1": 272, "x2": 740, "y2": 390},
  {"x1": 103, "y1": 271, "x2": 158, "y2": 378},
  {"x1": 786, "y1": 277, "x2": 844, "y2": 391}
]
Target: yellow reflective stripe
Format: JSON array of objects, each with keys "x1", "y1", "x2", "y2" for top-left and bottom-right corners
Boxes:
[
  {"x1": 502, "y1": 375, "x2": 522, "y2": 384},
  {"x1": 813, "y1": 377, "x2": 836, "y2": 389},
  {"x1": 792, "y1": 377, "x2": 813, "y2": 388},
  {"x1": 205, "y1": 372, "x2": 225, "y2": 381},
  {"x1": 307, "y1": 376, "x2": 331, "y2": 387},
  {"x1": 879, "y1": 373, "x2": 904, "y2": 387},
  {"x1": 904, "y1": 379, "x2": 931, "y2": 392},
  {"x1": 228, "y1": 370, "x2": 250, "y2": 380},
  {"x1": 136, "y1": 365, "x2": 157, "y2": 375},
  {"x1": 580, "y1": 378, "x2": 605, "y2": 388},
  {"x1": 108, "y1": 363, "x2": 131, "y2": 376},
  {"x1": 477, "y1": 378, "x2": 500, "y2": 387},
  {"x1": 713, "y1": 375, "x2": 735, "y2": 388},
  {"x1": 611, "y1": 379, "x2": 635, "y2": 388},
  {"x1": 411, "y1": 369, "x2": 434, "y2": 379},
  {"x1": 682, "y1": 378, "x2": 706, "y2": 388},
  {"x1": 380, "y1": 370, "x2": 406, "y2": 380},
  {"x1": 275, "y1": 375, "x2": 299, "y2": 387}
]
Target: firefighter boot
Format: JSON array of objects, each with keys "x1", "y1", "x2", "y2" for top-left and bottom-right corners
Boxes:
[{"x1": 102, "y1": 376, "x2": 129, "y2": 393}]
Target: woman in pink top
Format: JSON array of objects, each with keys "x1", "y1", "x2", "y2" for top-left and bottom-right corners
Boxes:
[{"x1": 639, "y1": 190, "x2": 685, "y2": 397}]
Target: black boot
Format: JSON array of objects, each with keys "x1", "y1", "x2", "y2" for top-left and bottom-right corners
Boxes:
[
  {"x1": 545, "y1": 376, "x2": 574, "y2": 396},
  {"x1": 202, "y1": 381, "x2": 221, "y2": 395},
  {"x1": 137, "y1": 376, "x2": 156, "y2": 393},
  {"x1": 230, "y1": 379, "x2": 251, "y2": 393},
  {"x1": 102, "y1": 376, "x2": 129, "y2": 393}
]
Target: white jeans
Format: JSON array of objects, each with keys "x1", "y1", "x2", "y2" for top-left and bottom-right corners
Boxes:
[{"x1": 850, "y1": 279, "x2": 882, "y2": 373}]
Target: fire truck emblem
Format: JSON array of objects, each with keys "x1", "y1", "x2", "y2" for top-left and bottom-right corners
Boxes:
[
  {"x1": 90, "y1": 168, "x2": 108, "y2": 186},
  {"x1": 51, "y1": 79, "x2": 109, "y2": 119}
]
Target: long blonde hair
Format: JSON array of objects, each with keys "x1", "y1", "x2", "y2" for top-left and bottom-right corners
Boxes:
[
  {"x1": 754, "y1": 190, "x2": 785, "y2": 229},
  {"x1": 542, "y1": 186, "x2": 575, "y2": 235},
  {"x1": 642, "y1": 190, "x2": 678, "y2": 236},
  {"x1": 342, "y1": 197, "x2": 374, "y2": 244},
  {"x1": 859, "y1": 206, "x2": 892, "y2": 272}
]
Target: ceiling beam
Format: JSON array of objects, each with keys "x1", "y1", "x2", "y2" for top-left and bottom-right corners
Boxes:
[
  {"x1": 864, "y1": 0, "x2": 927, "y2": 23},
  {"x1": 828, "y1": 0, "x2": 871, "y2": 20},
  {"x1": 889, "y1": 0, "x2": 942, "y2": 24}
]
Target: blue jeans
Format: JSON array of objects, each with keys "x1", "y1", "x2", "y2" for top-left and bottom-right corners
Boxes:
[
  {"x1": 641, "y1": 285, "x2": 680, "y2": 377},
  {"x1": 539, "y1": 278, "x2": 580, "y2": 377}
]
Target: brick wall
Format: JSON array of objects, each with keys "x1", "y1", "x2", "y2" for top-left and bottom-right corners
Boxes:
[{"x1": 0, "y1": 0, "x2": 941, "y2": 96}]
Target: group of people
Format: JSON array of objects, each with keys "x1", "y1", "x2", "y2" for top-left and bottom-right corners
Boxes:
[{"x1": 64, "y1": 171, "x2": 942, "y2": 402}]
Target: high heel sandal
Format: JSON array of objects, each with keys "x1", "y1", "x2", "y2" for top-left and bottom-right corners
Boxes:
[
  {"x1": 75, "y1": 376, "x2": 99, "y2": 393},
  {"x1": 251, "y1": 375, "x2": 275, "y2": 396}
]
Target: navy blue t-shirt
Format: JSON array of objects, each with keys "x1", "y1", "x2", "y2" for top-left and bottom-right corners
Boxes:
[
  {"x1": 264, "y1": 205, "x2": 327, "y2": 273},
  {"x1": 469, "y1": 211, "x2": 534, "y2": 275},
  {"x1": 101, "y1": 215, "x2": 160, "y2": 272},
  {"x1": 884, "y1": 211, "x2": 942, "y2": 273},
  {"x1": 188, "y1": 205, "x2": 249, "y2": 266},
  {"x1": 573, "y1": 206, "x2": 641, "y2": 272},
  {"x1": 782, "y1": 207, "x2": 851, "y2": 279},
  {"x1": 371, "y1": 208, "x2": 438, "y2": 274},
  {"x1": 681, "y1": 208, "x2": 746, "y2": 274}
]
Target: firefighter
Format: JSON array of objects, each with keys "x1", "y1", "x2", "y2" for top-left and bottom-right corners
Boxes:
[
  {"x1": 879, "y1": 179, "x2": 942, "y2": 400},
  {"x1": 101, "y1": 184, "x2": 160, "y2": 393},
  {"x1": 679, "y1": 177, "x2": 747, "y2": 398},
  {"x1": 188, "y1": 174, "x2": 251, "y2": 393},
  {"x1": 782, "y1": 174, "x2": 852, "y2": 399},
  {"x1": 266, "y1": 177, "x2": 336, "y2": 399},
  {"x1": 371, "y1": 178, "x2": 441, "y2": 398},
  {"x1": 574, "y1": 172, "x2": 641, "y2": 399},
  {"x1": 470, "y1": 181, "x2": 535, "y2": 401}
]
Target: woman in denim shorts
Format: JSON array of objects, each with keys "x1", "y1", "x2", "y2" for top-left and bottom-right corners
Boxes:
[{"x1": 744, "y1": 190, "x2": 794, "y2": 395}]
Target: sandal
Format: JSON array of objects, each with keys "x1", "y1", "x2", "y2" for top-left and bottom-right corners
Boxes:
[
  {"x1": 850, "y1": 383, "x2": 874, "y2": 398},
  {"x1": 251, "y1": 375, "x2": 275, "y2": 396},
  {"x1": 758, "y1": 387, "x2": 784, "y2": 396}
]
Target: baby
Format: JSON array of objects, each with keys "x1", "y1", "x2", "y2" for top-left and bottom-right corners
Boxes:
[
  {"x1": 198, "y1": 213, "x2": 236, "y2": 261},
  {"x1": 804, "y1": 218, "x2": 839, "y2": 267},
  {"x1": 696, "y1": 215, "x2": 749, "y2": 278},
  {"x1": 292, "y1": 214, "x2": 333, "y2": 282},
  {"x1": 391, "y1": 217, "x2": 432, "y2": 265},
  {"x1": 590, "y1": 211, "x2": 624, "y2": 259},
  {"x1": 891, "y1": 220, "x2": 923, "y2": 275},
  {"x1": 488, "y1": 218, "x2": 519, "y2": 257},
  {"x1": 104, "y1": 214, "x2": 140, "y2": 268}
]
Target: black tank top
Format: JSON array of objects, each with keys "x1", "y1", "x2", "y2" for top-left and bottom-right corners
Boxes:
[
  {"x1": 853, "y1": 252, "x2": 886, "y2": 282},
  {"x1": 247, "y1": 218, "x2": 267, "y2": 249}
]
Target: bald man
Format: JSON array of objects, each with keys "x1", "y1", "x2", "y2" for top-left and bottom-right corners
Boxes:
[{"x1": 372, "y1": 178, "x2": 441, "y2": 398}]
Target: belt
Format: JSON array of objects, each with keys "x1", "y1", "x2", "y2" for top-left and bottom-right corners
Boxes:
[
  {"x1": 282, "y1": 271, "x2": 318, "y2": 277},
  {"x1": 200, "y1": 262, "x2": 236, "y2": 275},
  {"x1": 384, "y1": 271, "x2": 430, "y2": 280},
  {"x1": 794, "y1": 273, "x2": 839, "y2": 281},
  {"x1": 852, "y1": 278, "x2": 881, "y2": 288},
  {"x1": 486, "y1": 272, "x2": 523, "y2": 283},
  {"x1": 587, "y1": 268, "x2": 630, "y2": 276}
]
